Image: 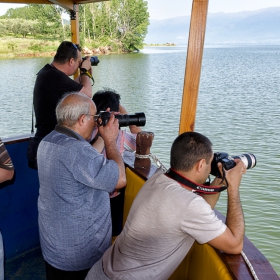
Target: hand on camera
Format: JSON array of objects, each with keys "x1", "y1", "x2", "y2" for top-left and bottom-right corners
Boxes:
[
  {"x1": 210, "y1": 173, "x2": 222, "y2": 187},
  {"x1": 224, "y1": 159, "x2": 246, "y2": 189},
  {"x1": 106, "y1": 107, "x2": 119, "y2": 116},
  {"x1": 81, "y1": 56, "x2": 92, "y2": 72},
  {"x1": 98, "y1": 113, "x2": 119, "y2": 144}
]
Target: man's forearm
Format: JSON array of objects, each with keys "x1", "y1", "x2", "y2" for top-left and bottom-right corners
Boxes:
[
  {"x1": 225, "y1": 187, "x2": 245, "y2": 243},
  {"x1": 129, "y1": 125, "x2": 142, "y2": 134},
  {"x1": 104, "y1": 141, "x2": 126, "y2": 189},
  {"x1": 76, "y1": 75, "x2": 92, "y2": 98},
  {"x1": 202, "y1": 177, "x2": 223, "y2": 209},
  {"x1": 0, "y1": 169, "x2": 14, "y2": 183}
]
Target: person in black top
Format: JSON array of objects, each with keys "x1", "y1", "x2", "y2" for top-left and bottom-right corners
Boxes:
[
  {"x1": 28, "y1": 41, "x2": 93, "y2": 169},
  {"x1": 33, "y1": 41, "x2": 93, "y2": 138}
]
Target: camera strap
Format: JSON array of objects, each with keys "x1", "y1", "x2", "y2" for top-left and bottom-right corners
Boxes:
[
  {"x1": 80, "y1": 68, "x2": 95, "y2": 86},
  {"x1": 165, "y1": 168, "x2": 227, "y2": 195}
]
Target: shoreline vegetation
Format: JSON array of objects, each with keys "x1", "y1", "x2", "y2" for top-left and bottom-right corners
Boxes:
[
  {"x1": 0, "y1": 1, "x2": 150, "y2": 55},
  {"x1": 0, "y1": 37, "x2": 176, "y2": 58}
]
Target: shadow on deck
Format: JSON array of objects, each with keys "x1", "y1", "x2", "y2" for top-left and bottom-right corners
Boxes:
[{"x1": 5, "y1": 247, "x2": 46, "y2": 280}]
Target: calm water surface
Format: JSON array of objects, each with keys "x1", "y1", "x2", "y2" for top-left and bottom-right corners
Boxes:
[{"x1": 0, "y1": 45, "x2": 279, "y2": 275}]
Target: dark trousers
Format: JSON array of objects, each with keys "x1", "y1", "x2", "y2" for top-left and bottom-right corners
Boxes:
[
  {"x1": 45, "y1": 261, "x2": 90, "y2": 280},
  {"x1": 110, "y1": 189, "x2": 125, "y2": 236}
]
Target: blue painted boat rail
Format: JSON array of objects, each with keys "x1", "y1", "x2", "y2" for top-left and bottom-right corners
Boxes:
[{"x1": 0, "y1": 136, "x2": 40, "y2": 261}]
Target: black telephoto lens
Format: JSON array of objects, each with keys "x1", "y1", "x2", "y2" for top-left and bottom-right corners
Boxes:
[
  {"x1": 116, "y1": 113, "x2": 146, "y2": 127},
  {"x1": 99, "y1": 112, "x2": 146, "y2": 127}
]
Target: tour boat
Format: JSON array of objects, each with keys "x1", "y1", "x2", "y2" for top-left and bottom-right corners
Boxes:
[{"x1": 0, "y1": 0, "x2": 279, "y2": 279}]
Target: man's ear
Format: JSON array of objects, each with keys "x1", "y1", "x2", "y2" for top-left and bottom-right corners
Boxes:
[
  {"x1": 78, "y1": 114, "x2": 86, "y2": 125},
  {"x1": 69, "y1": 57, "x2": 75, "y2": 67},
  {"x1": 197, "y1": 158, "x2": 206, "y2": 173}
]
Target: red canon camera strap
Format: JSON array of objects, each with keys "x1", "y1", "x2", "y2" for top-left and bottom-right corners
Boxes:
[{"x1": 165, "y1": 168, "x2": 227, "y2": 195}]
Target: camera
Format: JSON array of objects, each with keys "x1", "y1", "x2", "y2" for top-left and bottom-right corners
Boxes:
[
  {"x1": 97, "y1": 111, "x2": 146, "y2": 127},
  {"x1": 210, "y1": 152, "x2": 257, "y2": 178},
  {"x1": 82, "y1": 56, "x2": 100, "y2": 66}
]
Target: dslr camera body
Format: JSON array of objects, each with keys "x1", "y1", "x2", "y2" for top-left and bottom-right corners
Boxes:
[
  {"x1": 210, "y1": 152, "x2": 257, "y2": 178},
  {"x1": 97, "y1": 111, "x2": 146, "y2": 128},
  {"x1": 82, "y1": 56, "x2": 100, "y2": 66}
]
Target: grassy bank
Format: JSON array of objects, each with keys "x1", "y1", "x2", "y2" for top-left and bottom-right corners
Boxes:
[
  {"x1": 0, "y1": 36, "x2": 61, "y2": 58},
  {"x1": 0, "y1": 36, "x2": 123, "y2": 58},
  {"x1": 0, "y1": 36, "x2": 177, "y2": 58}
]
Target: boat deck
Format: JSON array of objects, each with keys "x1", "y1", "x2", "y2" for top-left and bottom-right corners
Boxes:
[{"x1": 5, "y1": 247, "x2": 45, "y2": 280}]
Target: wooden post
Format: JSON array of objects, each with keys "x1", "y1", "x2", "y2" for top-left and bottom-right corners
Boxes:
[
  {"x1": 70, "y1": 4, "x2": 79, "y2": 45},
  {"x1": 179, "y1": 0, "x2": 209, "y2": 133},
  {"x1": 134, "y1": 132, "x2": 154, "y2": 173},
  {"x1": 70, "y1": 5, "x2": 80, "y2": 79}
]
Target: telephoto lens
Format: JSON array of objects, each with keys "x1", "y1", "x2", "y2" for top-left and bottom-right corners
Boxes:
[
  {"x1": 116, "y1": 112, "x2": 146, "y2": 127},
  {"x1": 99, "y1": 112, "x2": 146, "y2": 127},
  {"x1": 233, "y1": 154, "x2": 257, "y2": 170},
  {"x1": 210, "y1": 152, "x2": 257, "y2": 178}
]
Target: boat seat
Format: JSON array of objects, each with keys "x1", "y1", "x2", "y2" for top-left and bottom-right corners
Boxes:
[
  {"x1": 169, "y1": 242, "x2": 233, "y2": 280},
  {"x1": 122, "y1": 167, "x2": 146, "y2": 226}
]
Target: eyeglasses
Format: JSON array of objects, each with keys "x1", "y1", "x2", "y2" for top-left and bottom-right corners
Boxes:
[
  {"x1": 86, "y1": 114, "x2": 99, "y2": 122},
  {"x1": 72, "y1": 43, "x2": 78, "y2": 50}
]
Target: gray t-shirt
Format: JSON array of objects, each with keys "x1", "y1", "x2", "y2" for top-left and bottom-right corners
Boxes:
[
  {"x1": 37, "y1": 127, "x2": 119, "y2": 271},
  {"x1": 102, "y1": 172, "x2": 226, "y2": 280}
]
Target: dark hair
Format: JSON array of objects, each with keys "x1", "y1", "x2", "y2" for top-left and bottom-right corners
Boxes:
[
  {"x1": 170, "y1": 132, "x2": 213, "y2": 171},
  {"x1": 92, "y1": 88, "x2": 121, "y2": 113},
  {"x1": 54, "y1": 41, "x2": 82, "y2": 64}
]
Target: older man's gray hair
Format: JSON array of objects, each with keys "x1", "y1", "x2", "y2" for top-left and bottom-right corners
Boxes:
[{"x1": 56, "y1": 92, "x2": 92, "y2": 127}]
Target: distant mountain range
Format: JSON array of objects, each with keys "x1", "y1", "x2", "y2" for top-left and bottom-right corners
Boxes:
[{"x1": 145, "y1": 7, "x2": 280, "y2": 45}]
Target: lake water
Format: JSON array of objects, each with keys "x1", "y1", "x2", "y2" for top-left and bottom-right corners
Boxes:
[{"x1": 0, "y1": 45, "x2": 279, "y2": 276}]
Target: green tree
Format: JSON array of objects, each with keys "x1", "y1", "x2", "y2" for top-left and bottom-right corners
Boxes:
[
  {"x1": 115, "y1": 0, "x2": 149, "y2": 51},
  {"x1": 1, "y1": 7, "x2": 30, "y2": 19},
  {"x1": 1, "y1": 0, "x2": 149, "y2": 53},
  {"x1": 27, "y1": 4, "x2": 68, "y2": 38},
  {"x1": 0, "y1": 20, "x2": 8, "y2": 35},
  {"x1": 80, "y1": 0, "x2": 149, "y2": 52},
  {"x1": 1, "y1": 4, "x2": 69, "y2": 39},
  {"x1": 10, "y1": 20, "x2": 21, "y2": 36},
  {"x1": 2, "y1": 18, "x2": 37, "y2": 38},
  {"x1": 19, "y1": 20, "x2": 35, "y2": 38}
]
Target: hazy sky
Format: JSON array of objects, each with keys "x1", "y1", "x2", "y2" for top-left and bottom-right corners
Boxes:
[
  {"x1": 1, "y1": 0, "x2": 280, "y2": 18},
  {"x1": 149, "y1": 0, "x2": 280, "y2": 19}
]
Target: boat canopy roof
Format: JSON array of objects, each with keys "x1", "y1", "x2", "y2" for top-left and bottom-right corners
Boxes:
[{"x1": 0, "y1": 0, "x2": 108, "y2": 11}]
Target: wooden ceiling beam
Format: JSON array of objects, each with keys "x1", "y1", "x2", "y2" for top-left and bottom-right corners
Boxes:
[
  {"x1": 48, "y1": 0, "x2": 75, "y2": 11},
  {"x1": 0, "y1": 0, "x2": 109, "y2": 11},
  {"x1": 0, "y1": 0, "x2": 53, "y2": 3}
]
